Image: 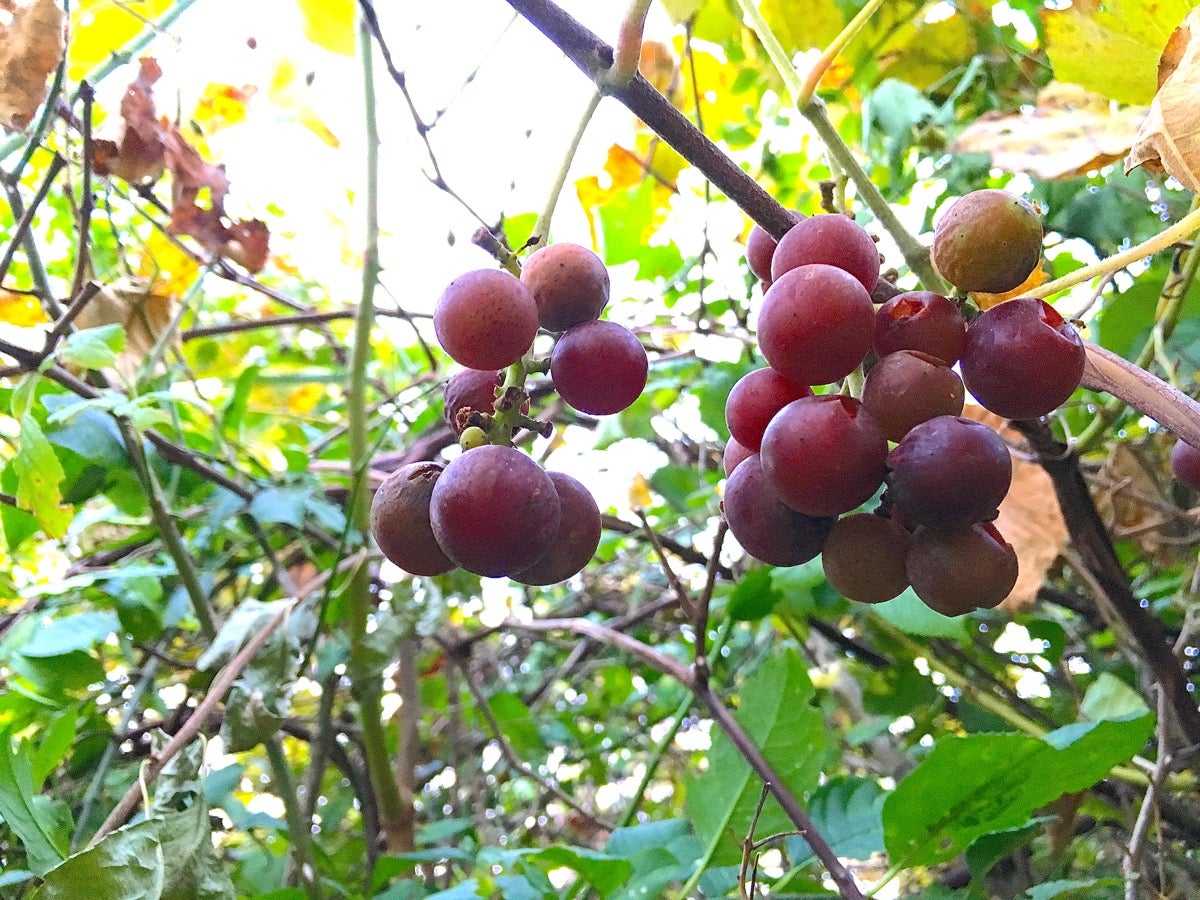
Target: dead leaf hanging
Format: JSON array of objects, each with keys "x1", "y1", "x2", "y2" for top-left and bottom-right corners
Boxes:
[
  {"x1": 0, "y1": 0, "x2": 66, "y2": 131},
  {"x1": 1126, "y1": 8, "x2": 1200, "y2": 193}
]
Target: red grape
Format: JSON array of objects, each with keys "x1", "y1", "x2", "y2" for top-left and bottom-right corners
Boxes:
[
  {"x1": 520, "y1": 242, "x2": 610, "y2": 332},
  {"x1": 514, "y1": 472, "x2": 602, "y2": 585},
  {"x1": 551, "y1": 320, "x2": 648, "y2": 415},
  {"x1": 723, "y1": 454, "x2": 834, "y2": 567},
  {"x1": 960, "y1": 298, "x2": 1085, "y2": 420},
  {"x1": 725, "y1": 367, "x2": 812, "y2": 451},
  {"x1": 758, "y1": 264, "x2": 875, "y2": 386},
  {"x1": 434, "y1": 269, "x2": 539, "y2": 371},
  {"x1": 861, "y1": 350, "x2": 965, "y2": 442},
  {"x1": 1172, "y1": 439, "x2": 1200, "y2": 491},
  {"x1": 723, "y1": 437, "x2": 754, "y2": 476},
  {"x1": 371, "y1": 463, "x2": 456, "y2": 576},
  {"x1": 430, "y1": 445, "x2": 561, "y2": 577},
  {"x1": 771, "y1": 214, "x2": 880, "y2": 293},
  {"x1": 443, "y1": 368, "x2": 501, "y2": 434},
  {"x1": 907, "y1": 522, "x2": 1018, "y2": 615},
  {"x1": 874, "y1": 291, "x2": 967, "y2": 364},
  {"x1": 760, "y1": 395, "x2": 888, "y2": 517},
  {"x1": 821, "y1": 513, "x2": 912, "y2": 604},
  {"x1": 746, "y1": 224, "x2": 778, "y2": 283},
  {"x1": 886, "y1": 415, "x2": 1011, "y2": 529}
]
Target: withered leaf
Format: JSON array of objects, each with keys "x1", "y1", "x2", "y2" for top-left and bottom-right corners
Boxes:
[
  {"x1": 93, "y1": 57, "x2": 166, "y2": 183},
  {"x1": 74, "y1": 282, "x2": 177, "y2": 378},
  {"x1": 1126, "y1": 8, "x2": 1200, "y2": 192},
  {"x1": 0, "y1": 0, "x2": 65, "y2": 131},
  {"x1": 952, "y1": 82, "x2": 1144, "y2": 180}
]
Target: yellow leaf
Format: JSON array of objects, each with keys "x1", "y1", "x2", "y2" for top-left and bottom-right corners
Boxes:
[
  {"x1": 67, "y1": 0, "x2": 173, "y2": 81},
  {"x1": 1043, "y1": 0, "x2": 1199, "y2": 105},
  {"x1": 193, "y1": 83, "x2": 256, "y2": 134},
  {"x1": 0, "y1": 290, "x2": 49, "y2": 327},
  {"x1": 970, "y1": 259, "x2": 1049, "y2": 310},
  {"x1": 878, "y1": 11, "x2": 978, "y2": 91},
  {"x1": 760, "y1": 0, "x2": 844, "y2": 54},
  {"x1": 295, "y1": 0, "x2": 356, "y2": 56},
  {"x1": 268, "y1": 58, "x2": 341, "y2": 147},
  {"x1": 137, "y1": 230, "x2": 202, "y2": 297},
  {"x1": 1127, "y1": 7, "x2": 1200, "y2": 192},
  {"x1": 629, "y1": 474, "x2": 654, "y2": 511},
  {"x1": 0, "y1": 0, "x2": 65, "y2": 131},
  {"x1": 954, "y1": 82, "x2": 1145, "y2": 180},
  {"x1": 285, "y1": 383, "x2": 324, "y2": 415}
]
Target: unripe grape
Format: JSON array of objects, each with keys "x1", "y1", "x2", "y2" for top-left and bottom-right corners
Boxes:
[{"x1": 932, "y1": 190, "x2": 1042, "y2": 294}]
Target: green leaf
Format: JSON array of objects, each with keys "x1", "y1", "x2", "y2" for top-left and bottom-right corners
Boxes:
[
  {"x1": 249, "y1": 486, "x2": 312, "y2": 528},
  {"x1": 19, "y1": 611, "x2": 119, "y2": 657},
  {"x1": 488, "y1": 692, "x2": 545, "y2": 757},
  {"x1": 883, "y1": 712, "x2": 1155, "y2": 867},
  {"x1": 1022, "y1": 878, "x2": 1124, "y2": 899},
  {"x1": 31, "y1": 709, "x2": 77, "y2": 787},
  {"x1": 58, "y1": 323, "x2": 125, "y2": 370},
  {"x1": 872, "y1": 587, "x2": 967, "y2": 638},
  {"x1": 760, "y1": 0, "x2": 844, "y2": 54},
  {"x1": 727, "y1": 567, "x2": 781, "y2": 621},
  {"x1": 0, "y1": 732, "x2": 69, "y2": 876},
  {"x1": 686, "y1": 650, "x2": 826, "y2": 867},
  {"x1": 524, "y1": 846, "x2": 632, "y2": 896},
  {"x1": 13, "y1": 414, "x2": 71, "y2": 538},
  {"x1": 965, "y1": 818, "x2": 1052, "y2": 889},
  {"x1": 786, "y1": 777, "x2": 887, "y2": 869},
  {"x1": 31, "y1": 828, "x2": 164, "y2": 899},
  {"x1": 1080, "y1": 673, "x2": 1149, "y2": 721}
]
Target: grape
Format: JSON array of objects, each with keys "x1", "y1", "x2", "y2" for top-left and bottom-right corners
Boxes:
[
  {"x1": 520, "y1": 242, "x2": 610, "y2": 332},
  {"x1": 874, "y1": 291, "x2": 967, "y2": 364},
  {"x1": 886, "y1": 415, "x2": 1011, "y2": 529},
  {"x1": 723, "y1": 454, "x2": 834, "y2": 567},
  {"x1": 861, "y1": 350, "x2": 965, "y2": 442},
  {"x1": 757, "y1": 264, "x2": 875, "y2": 386},
  {"x1": 434, "y1": 269, "x2": 539, "y2": 371},
  {"x1": 443, "y1": 368, "x2": 501, "y2": 434},
  {"x1": 723, "y1": 437, "x2": 753, "y2": 476},
  {"x1": 907, "y1": 522, "x2": 1018, "y2": 615},
  {"x1": 1171, "y1": 439, "x2": 1200, "y2": 491},
  {"x1": 960, "y1": 298, "x2": 1085, "y2": 420},
  {"x1": 371, "y1": 462, "x2": 456, "y2": 576},
  {"x1": 760, "y1": 395, "x2": 888, "y2": 517},
  {"x1": 725, "y1": 367, "x2": 812, "y2": 451},
  {"x1": 430, "y1": 445, "x2": 561, "y2": 577},
  {"x1": 931, "y1": 189, "x2": 1042, "y2": 293},
  {"x1": 770, "y1": 213, "x2": 880, "y2": 293},
  {"x1": 550, "y1": 319, "x2": 648, "y2": 415},
  {"x1": 821, "y1": 513, "x2": 911, "y2": 604},
  {"x1": 514, "y1": 472, "x2": 602, "y2": 585},
  {"x1": 746, "y1": 224, "x2": 778, "y2": 283}
]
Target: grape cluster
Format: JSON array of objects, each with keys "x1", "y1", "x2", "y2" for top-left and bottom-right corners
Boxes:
[
  {"x1": 725, "y1": 193, "x2": 1086, "y2": 616},
  {"x1": 373, "y1": 242, "x2": 648, "y2": 584}
]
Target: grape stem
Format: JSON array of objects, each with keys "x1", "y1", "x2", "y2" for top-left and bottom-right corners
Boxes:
[
  {"x1": 604, "y1": 0, "x2": 653, "y2": 87},
  {"x1": 796, "y1": 0, "x2": 888, "y2": 108},
  {"x1": 1028, "y1": 204, "x2": 1200, "y2": 302},
  {"x1": 1079, "y1": 342, "x2": 1200, "y2": 447},
  {"x1": 530, "y1": 89, "x2": 602, "y2": 251}
]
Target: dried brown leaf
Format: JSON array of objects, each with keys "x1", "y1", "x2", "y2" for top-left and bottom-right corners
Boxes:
[
  {"x1": 0, "y1": 0, "x2": 65, "y2": 131},
  {"x1": 1093, "y1": 443, "x2": 1173, "y2": 556},
  {"x1": 92, "y1": 57, "x2": 167, "y2": 183},
  {"x1": 952, "y1": 82, "x2": 1144, "y2": 180},
  {"x1": 74, "y1": 282, "x2": 176, "y2": 377},
  {"x1": 961, "y1": 407, "x2": 1069, "y2": 612},
  {"x1": 1126, "y1": 8, "x2": 1200, "y2": 192}
]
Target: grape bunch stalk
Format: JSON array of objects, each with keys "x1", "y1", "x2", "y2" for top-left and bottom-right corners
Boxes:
[
  {"x1": 724, "y1": 190, "x2": 1089, "y2": 617},
  {"x1": 371, "y1": 242, "x2": 649, "y2": 585}
]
